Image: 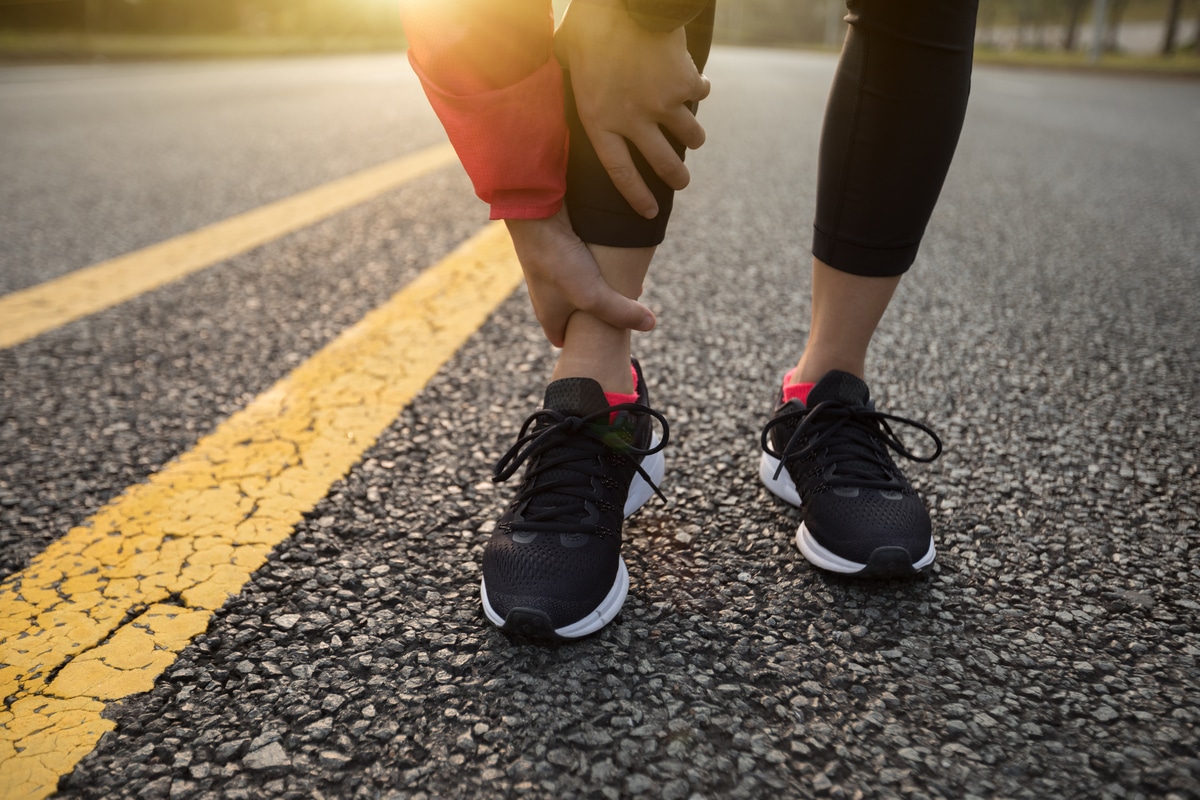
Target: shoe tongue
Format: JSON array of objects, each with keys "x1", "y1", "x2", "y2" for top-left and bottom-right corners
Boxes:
[
  {"x1": 805, "y1": 371, "x2": 894, "y2": 485},
  {"x1": 543, "y1": 377, "x2": 611, "y2": 416},
  {"x1": 520, "y1": 378, "x2": 612, "y2": 522},
  {"x1": 806, "y1": 370, "x2": 870, "y2": 407}
]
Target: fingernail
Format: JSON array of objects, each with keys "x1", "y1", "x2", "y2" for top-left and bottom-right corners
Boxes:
[{"x1": 642, "y1": 206, "x2": 659, "y2": 219}]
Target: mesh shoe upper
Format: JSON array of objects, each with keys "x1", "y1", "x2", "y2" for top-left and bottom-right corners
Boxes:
[
  {"x1": 482, "y1": 363, "x2": 666, "y2": 634},
  {"x1": 761, "y1": 371, "x2": 942, "y2": 570}
]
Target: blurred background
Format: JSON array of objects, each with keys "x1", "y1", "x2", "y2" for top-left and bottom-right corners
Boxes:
[{"x1": 0, "y1": 0, "x2": 1196, "y2": 60}]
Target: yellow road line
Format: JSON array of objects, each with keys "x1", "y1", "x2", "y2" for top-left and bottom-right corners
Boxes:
[
  {"x1": 0, "y1": 142, "x2": 459, "y2": 351},
  {"x1": 0, "y1": 221, "x2": 523, "y2": 799}
]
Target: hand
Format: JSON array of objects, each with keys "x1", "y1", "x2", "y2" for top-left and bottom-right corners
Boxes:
[
  {"x1": 556, "y1": 0, "x2": 711, "y2": 219},
  {"x1": 505, "y1": 208, "x2": 656, "y2": 347}
]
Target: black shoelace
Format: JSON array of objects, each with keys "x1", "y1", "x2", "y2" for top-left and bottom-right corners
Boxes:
[
  {"x1": 493, "y1": 404, "x2": 669, "y2": 531},
  {"x1": 762, "y1": 400, "x2": 942, "y2": 491}
]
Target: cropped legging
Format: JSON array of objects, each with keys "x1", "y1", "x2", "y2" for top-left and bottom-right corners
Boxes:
[{"x1": 564, "y1": 0, "x2": 980, "y2": 278}]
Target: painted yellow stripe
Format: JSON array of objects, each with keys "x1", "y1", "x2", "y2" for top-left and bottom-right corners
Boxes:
[
  {"x1": 0, "y1": 221, "x2": 522, "y2": 799},
  {"x1": 0, "y1": 142, "x2": 459, "y2": 351}
]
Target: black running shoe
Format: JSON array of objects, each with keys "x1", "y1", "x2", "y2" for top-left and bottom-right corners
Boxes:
[
  {"x1": 481, "y1": 359, "x2": 667, "y2": 640},
  {"x1": 759, "y1": 371, "x2": 943, "y2": 577}
]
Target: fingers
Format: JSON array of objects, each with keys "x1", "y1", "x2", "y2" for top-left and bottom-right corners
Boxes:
[
  {"x1": 591, "y1": 131, "x2": 660, "y2": 219},
  {"x1": 664, "y1": 105, "x2": 706, "y2": 150},
  {"x1": 629, "y1": 123, "x2": 691, "y2": 191},
  {"x1": 530, "y1": 276, "x2": 656, "y2": 348},
  {"x1": 588, "y1": 75, "x2": 708, "y2": 206},
  {"x1": 576, "y1": 280, "x2": 657, "y2": 334},
  {"x1": 560, "y1": 237, "x2": 655, "y2": 334},
  {"x1": 508, "y1": 211, "x2": 655, "y2": 346}
]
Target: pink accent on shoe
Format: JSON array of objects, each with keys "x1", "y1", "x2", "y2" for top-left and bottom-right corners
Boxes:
[
  {"x1": 604, "y1": 365, "x2": 641, "y2": 421},
  {"x1": 604, "y1": 390, "x2": 639, "y2": 407},
  {"x1": 602, "y1": 363, "x2": 640, "y2": 407},
  {"x1": 782, "y1": 368, "x2": 814, "y2": 405}
]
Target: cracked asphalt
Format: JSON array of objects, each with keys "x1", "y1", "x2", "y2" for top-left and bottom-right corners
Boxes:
[{"x1": 2, "y1": 49, "x2": 1198, "y2": 800}]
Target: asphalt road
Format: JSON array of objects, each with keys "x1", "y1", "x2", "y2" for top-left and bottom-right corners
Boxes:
[{"x1": 2, "y1": 49, "x2": 1199, "y2": 799}]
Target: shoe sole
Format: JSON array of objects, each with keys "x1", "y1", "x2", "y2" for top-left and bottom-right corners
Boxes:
[
  {"x1": 759, "y1": 451, "x2": 935, "y2": 577},
  {"x1": 481, "y1": 434, "x2": 664, "y2": 641}
]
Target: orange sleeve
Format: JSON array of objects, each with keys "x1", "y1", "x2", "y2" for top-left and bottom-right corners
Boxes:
[{"x1": 399, "y1": 0, "x2": 567, "y2": 220}]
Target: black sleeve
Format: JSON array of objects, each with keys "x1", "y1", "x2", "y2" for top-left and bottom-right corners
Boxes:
[{"x1": 623, "y1": 0, "x2": 710, "y2": 31}]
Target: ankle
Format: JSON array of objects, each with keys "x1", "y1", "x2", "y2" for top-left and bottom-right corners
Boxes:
[
  {"x1": 789, "y1": 353, "x2": 866, "y2": 386},
  {"x1": 554, "y1": 311, "x2": 635, "y2": 394},
  {"x1": 552, "y1": 352, "x2": 634, "y2": 395}
]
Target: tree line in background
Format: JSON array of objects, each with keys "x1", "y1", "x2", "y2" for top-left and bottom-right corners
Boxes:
[
  {"x1": 1, "y1": 0, "x2": 1196, "y2": 54},
  {"x1": 712, "y1": 0, "x2": 843, "y2": 46},
  {"x1": 713, "y1": 0, "x2": 1198, "y2": 54},
  {"x1": 976, "y1": 0, "x2": 1199, "y2": 54}
]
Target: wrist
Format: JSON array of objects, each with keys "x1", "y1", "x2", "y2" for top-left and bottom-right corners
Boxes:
[
  {"x1": 504, "y1": 211, "x2": 556, "y2": 226},
  {"x1": 504, "y1": 206, "x2": 568, "y2": 237},
  {"x1": 493, "y1": 196, "x2": 563, "y2": 223}
]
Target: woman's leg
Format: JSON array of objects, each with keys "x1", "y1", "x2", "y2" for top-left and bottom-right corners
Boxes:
[
  {"x1": 480, "y1": 2, "x2": 716, "y2": 640},
  {"x1": 791, "y1": 0, "x2": 979, "y2": 385},
  {"x1": 762, "y1": 0, "x2": 979, "y2": 578},
  {"x1": 554, "y1": 0, "x2": 716, "y2": 394},
  {"x1": 791, "y1": 262, "x2": 900, "y2": 384}
]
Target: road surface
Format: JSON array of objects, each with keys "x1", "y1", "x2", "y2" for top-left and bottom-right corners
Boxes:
[{"x1": 1, "y1": 49, "x2": 1198, "y2": 800}]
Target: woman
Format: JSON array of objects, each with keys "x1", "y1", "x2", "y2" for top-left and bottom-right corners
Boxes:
[{"x1": 399, "y1": 0, "x2": 977, "y2": 639}]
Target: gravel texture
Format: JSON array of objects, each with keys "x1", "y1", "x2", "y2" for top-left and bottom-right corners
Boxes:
[
  {"x1": 0, "y1": 169, "x2": 481, "y2": 582},
  {"x1": 3, "y1": 51, "x2": 1197, "y2": 800}
]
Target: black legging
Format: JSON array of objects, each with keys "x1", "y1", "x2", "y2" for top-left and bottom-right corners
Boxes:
[
  {"x1": 564, "y1": 0, "x2": 979, "y2": 279},
  {"x1": 562, "y1": 0, "x2": 715, "y2": 247}
]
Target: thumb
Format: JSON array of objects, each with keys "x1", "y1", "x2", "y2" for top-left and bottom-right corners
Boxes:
[{"x1": 584, "y1": 288, "x2": 657, "y2": 333}]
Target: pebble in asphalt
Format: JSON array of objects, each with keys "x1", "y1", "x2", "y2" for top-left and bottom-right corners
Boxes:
[{"x1": 5, "y1": 51, "x2": 1199, "y2": 799}]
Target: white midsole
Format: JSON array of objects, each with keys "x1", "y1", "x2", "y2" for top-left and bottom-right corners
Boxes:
[
  {"x1": 480, "y1": 557, "x2": 631, "y2": 638},
  {"x1": 797, "y1": 523, "x2": 936, "y2": 573},
  {"x1": 761, "y1": 451, "x2": 935, "y2": 573}
]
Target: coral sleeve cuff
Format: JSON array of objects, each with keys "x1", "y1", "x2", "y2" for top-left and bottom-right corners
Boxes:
[{"x1": 408, "y1": 53, "x2": 567, "y2": 220}]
